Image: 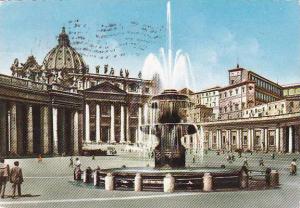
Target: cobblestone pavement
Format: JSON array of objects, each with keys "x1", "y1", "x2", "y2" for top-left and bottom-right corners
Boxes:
[{"x1": 0, "y1": 151, "x2": 299, "y2": 208}]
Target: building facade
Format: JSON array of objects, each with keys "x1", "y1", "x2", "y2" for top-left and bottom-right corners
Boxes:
[
  {"x1": 0, "y1": 27, "x2": 157, "y2": 157},
  {"x1": 219, "y1": 65, "x2": 283, "y2": 120}
]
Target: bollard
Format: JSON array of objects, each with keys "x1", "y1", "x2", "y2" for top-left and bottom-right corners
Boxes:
[
  {"x1": 105, "y1": 173, "x2": 114, "y2": 191},
  {"x1": 134, "y1": 173, "x2": 142, "y2": 192},
  {"x1": 203, "y1": 173, "x2": 213, "y2": 192},
  {"x1": 82, "y1": 170, "x2": 87, "y2": 183},
  {"x1": 240, "y1": 174, "x2": 249, "y2": 189},
  {"x1": 163, "y1": 173, "x2": 175, "y2": 193},
  {"x1": 93, "y1": 171, "x2": 99, "y2": 186},
  {"x1": 270, "y1": 170, "x2": 279, "y2": 187}
]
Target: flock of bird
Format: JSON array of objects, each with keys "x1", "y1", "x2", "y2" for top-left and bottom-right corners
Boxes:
[{"x1": 66, "y1": 19, "x2": 164, "y2": 60}]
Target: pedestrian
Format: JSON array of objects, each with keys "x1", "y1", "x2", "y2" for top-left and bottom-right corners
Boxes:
[
  {"x1": 231, "y1": 154, "x2": 235, "y2": 162},
  {"x1": 290, "y1": 159, "x2": 297, "y2": 176},
  {"x1": 75, "y1": 157, "x2": 81, "y2": 167},
  {"x1": 243, "y1": 157, "x2": 249, "y2": 167},
  {"x1": 69, "y1": 157, "x2": 73, "y2": 167},
  {"x1": 92, "y1": 155, "x2": 95, "y2": 160},
  {"x1": 37, "y1": 154, "x2": 42, "y2": 163},
  {"x1": 271, "y1": 153, "x2": 275, "y2": 160},
  {"x1": 10, "y1": 161, "x2": 23, "y2": 199},
  {"x1": 0, "y1": 158, "x2": 10, "y2": 198},
  {"x1": 265, "y1": 168, "x2": 271, "y2": 188},
  {"x1": 192, "y1": 155, "x2": 195, "y2": 163},
  {"x1": 74, "y1": 158, "x2": 82, "y2": 180},
  {"x1": 259, "y1": 158, "x2": 264, "y2": 166}
]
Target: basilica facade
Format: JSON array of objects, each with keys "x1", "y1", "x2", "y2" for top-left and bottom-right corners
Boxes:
[{"x1": 0, "y1": 27, "x2": 158, "y2": 157}]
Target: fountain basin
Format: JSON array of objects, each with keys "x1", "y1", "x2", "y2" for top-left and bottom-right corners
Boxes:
[{"x1": 93, "y1": 167, "x2": 241, "y2": 191}]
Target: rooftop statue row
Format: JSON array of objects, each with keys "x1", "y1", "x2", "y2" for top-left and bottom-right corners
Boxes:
[{"x1": 95, "y1": 64, "x2": 142, "y2": 79}]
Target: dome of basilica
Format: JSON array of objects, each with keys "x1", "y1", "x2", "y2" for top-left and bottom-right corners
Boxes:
[{"x1": 43, "y1": 27, "x2": 87, "y2": 74}]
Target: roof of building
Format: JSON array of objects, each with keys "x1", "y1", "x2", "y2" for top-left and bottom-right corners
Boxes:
[
  {"x1": 43, "y1": 27, "x2": 87, "y2": 73},
  {"x1": 282, "y1": 83, "x2": 300, "y2": 88}
]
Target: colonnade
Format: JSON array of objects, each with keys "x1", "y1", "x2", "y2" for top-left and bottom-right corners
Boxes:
[
  {"x1": 0, "y1": 100, "x2": 82, "y2": 156},
  {"x1": 206, "y1": 125, "x2": 299, "y2": 153},
  {"x1": 84, "y1": 102, "x2": 144, "y2": 144}
]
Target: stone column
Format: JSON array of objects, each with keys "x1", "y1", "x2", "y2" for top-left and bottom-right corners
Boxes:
[
  {"x1": 252, "y1": 129, "x2": 255, "y2": 151},
  {"x1": 73, "y1": 111, "x2": 79, "y2": 155},
  {"x1": 41, "y1": 106, "x2": 50, "y2": 154},
  {"x1": 289, "y1": 126, "x2": 293, "y2": 153},
  {"x1": 126, "y1": 107, "x2": 130, "y2": 143},
  {"x1": 134, "y1": 173, "x2": 142, "y2": 192},
  {"x1": 120, "y1": 105, "x2": 125, "y2": 143},
  {"x1": 105, "y1": 173, "x2": 114, "y2": 191},
  {"x1": 264, "y1": 129, "x2": 268, "y2": 152},
  {"x1": 52, "y1": 107, "x2": 58, "y2": 154},
  {"x1": 95, "y1": 104, "x2": 101, "y2": 143},
  {"x1": 227, "y1": 130, "x2": 232, "y2": 151},
  {"x1": 85, "y1": 104, "x2": 91, "y2": 143},
  {"x1": 138, "y1": 106, "x2": 142, "y2": 144},
  {"x1": 0, "y1": 102, "x2": 8, "y2": 156},
  {"x1": 10, "y1": 102, "x2": 17, "y2": 155},
  {"x1": 203, "y1": 173, "x2": 213, "y2": 192},
  {"x1": 143, "y1": 104, "x2": 148, "y2": 124},
  {"x1": 275, "y1": 128, "x2": 280, "y2": 152},
  {"x1": 260, "y1": 129, "x2": 265, "y2": 151},
  {"x1": 27, "y1": 105, "x2": 34, "y2": 154},
  {"x1": 209, "y1": 131, "x2": 213, "y2": 149},
  {"x1": 218, "y1": 130, "x2": 222, "y2": 150},
  {"x1": 247, "y1": 129, "x2": 252, "y2": 151},
  {"x1": 110, "y1": 104, "x2": 115, "y2": 143},
  {"x1": 236, "y1": 129, "x2": 240, "y2": 150},
  {"x1": 163, "y1": 174, "x2": 175, "y2": 193},
  {"x1": 279, "y1": 127, "x2": 284, "y2": 152}
]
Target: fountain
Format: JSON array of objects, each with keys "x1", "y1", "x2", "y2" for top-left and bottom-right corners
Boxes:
[
  {"x1": 76, "y1": 0, "x2": 280, "y2": 192},
  {"x1": 141, "y1": 0, "x2": 194, "y2": 90},
  {"x1": 81, "y1": 89, "x2": 244, "y2": 192}
]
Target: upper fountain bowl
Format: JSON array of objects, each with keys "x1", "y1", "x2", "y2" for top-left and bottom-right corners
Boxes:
[{"x1": 150, "y1": 89, "x2": 191, "y2": 124}]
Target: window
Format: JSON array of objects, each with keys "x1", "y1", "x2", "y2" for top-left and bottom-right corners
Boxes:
[{"x1": 101, "y1": 105, "x2": 111, "y2": 116}]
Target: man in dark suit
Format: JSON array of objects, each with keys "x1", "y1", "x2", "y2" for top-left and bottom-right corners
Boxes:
[
  {"x1": 10, "y1": 161, "x2": 23, "y2": 198},
  {"x1": 0, "y1": 158, "x2": 10, "y2": 198}
]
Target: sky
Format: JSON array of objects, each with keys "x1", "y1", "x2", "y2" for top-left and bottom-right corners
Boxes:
[{"x1": 0, "y1": 0, "x2": 300, "y2": 91}]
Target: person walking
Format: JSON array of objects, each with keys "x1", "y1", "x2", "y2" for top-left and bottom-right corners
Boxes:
[
  {"x1": 10, "y1": 161, "x2": 23, "y2": 199},
  {"x1": 37, "y1": 154, "x2": 42, "y2": 163},
  {"x1": 69, "y1": 157, "x2": 73, "y2": 167},
  {"x1": 259, "y1": 158, "x2": 265, "y2": 167},
  {"x1": 290, "y1": 159, "x2": 297, "y2": 176},
  {"x1": 0, "y1": 158, "x2": 10, "y2": 198},
  {"x1": 271, "y1": 153, "x2": 275, "y2": 160},
  {"x1": 243, "y1": 157, "x2": 249, "y2": 168},
  {"x1": 74, "y1": 158, "x2": 82, "y2": 180}
]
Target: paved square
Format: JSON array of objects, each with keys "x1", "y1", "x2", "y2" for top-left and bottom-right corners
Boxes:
[{"x1": 0, "y1": 152, "x2": 299, "y2": 208}]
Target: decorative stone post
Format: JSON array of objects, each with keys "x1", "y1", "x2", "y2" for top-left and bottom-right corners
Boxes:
[
  {"x1": 240, "y1": 172, "x2": 249, "y2": 189},
  {"x1": 203, "y1": 173, "x2": 213, "y2": 192},
  {"x1": 93, "y1": 171, "x2": 100, "y2": 186},
  {"x1": 105, "y1": 173, "x2": 114, "y2": 191},
  {"x1": 163, "y1": 173, "x2": 175, "y2": 193},
  {"x1": 134, "y1": 173, "x2": 142, "y2": 192},
  {"x1": 270, "y1": 170, "x2": 279, "y2": 187},
  {"x1": 83, "y1": 170, "x2": 87, "y2": 183}
]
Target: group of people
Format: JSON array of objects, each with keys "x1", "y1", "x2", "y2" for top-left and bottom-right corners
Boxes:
[{"x1": 0, "y1": 158, "x2": 23, "y2": 199}]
